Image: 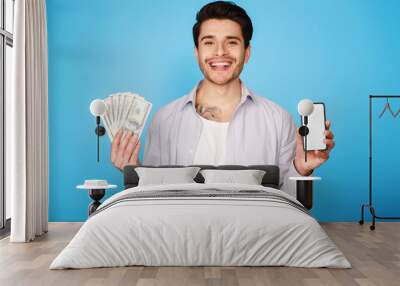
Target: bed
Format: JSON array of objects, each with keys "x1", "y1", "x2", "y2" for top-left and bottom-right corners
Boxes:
[{"x1": 50, "y1": 165, "x2": 350, "y2": 269}]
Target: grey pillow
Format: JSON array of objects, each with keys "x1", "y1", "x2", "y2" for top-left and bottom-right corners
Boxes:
[
  {"x1": 135, "y1": 167, "x2": 201, "y2": 186},
  {"x1": 200, "y1": 169, "x2": 266, "y2": 185}
]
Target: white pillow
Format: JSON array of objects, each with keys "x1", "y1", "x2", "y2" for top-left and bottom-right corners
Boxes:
[
  {"x1": 200, "y1": 169, "x2": 266, "y2": 185},
  {"x1": 135, "y1": 167, "x2": 201, "y2": 186}
]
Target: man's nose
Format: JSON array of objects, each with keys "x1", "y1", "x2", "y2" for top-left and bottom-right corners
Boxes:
[{"x1": 215, "y1": 42, "x2": 227, "y2": 56}]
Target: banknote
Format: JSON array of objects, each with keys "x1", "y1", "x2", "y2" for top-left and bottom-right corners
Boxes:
[{"x1": 100, "y1": 92, "x2": 152, "y2": 143}]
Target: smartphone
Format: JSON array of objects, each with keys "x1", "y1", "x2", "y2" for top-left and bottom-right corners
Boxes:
[{"x1": 301, "y1": 102, "x2": 327, "y2": 151}]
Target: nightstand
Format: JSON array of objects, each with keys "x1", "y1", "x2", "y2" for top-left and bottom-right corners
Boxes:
[
  {"x1": 289, "y1": 176, "x2": 321, "y2": 210},
  {"x1": 77, "y1": 180, "x2": 117, "y2": 216}
]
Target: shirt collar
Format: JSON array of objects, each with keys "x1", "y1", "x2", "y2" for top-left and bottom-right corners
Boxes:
[{"x1": 181, "y1": 80, "x2": 256, "y2": 111}]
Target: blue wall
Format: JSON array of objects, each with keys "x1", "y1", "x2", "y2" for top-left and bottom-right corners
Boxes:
[{"x1": 47, "y1": 0, "x2": 400, "y2": 222}]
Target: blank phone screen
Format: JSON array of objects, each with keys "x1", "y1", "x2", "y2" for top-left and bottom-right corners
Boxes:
[{"x1": 301, "y1": 103, "x2": 326, "y2": 151}]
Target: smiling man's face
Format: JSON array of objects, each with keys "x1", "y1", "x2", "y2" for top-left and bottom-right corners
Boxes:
[{"x1": 195, "y1": 19, "x2": 251, "y2": 86}]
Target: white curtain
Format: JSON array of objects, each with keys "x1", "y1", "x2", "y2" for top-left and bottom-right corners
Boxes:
[{"x1": 7, "y1": 0, "x2": 48, "y2": 242}]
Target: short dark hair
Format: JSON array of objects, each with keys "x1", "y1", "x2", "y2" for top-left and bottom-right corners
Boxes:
[{"x1": 192, "y1": 1, "x2": 253, "y2": 49}]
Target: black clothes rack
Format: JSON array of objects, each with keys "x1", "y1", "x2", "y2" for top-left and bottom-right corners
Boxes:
[{"x1": 359, "y1": 95, "x2": 400, "y2": 230}]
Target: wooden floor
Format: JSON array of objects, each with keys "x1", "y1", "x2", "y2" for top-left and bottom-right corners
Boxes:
[{"x1": 0, "y1": 222, "x2": 399, "y2": 286}]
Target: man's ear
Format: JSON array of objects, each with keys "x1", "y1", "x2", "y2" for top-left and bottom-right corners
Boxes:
[
  {"x1": 194, "y1": 47, "x2": 199, "y2": 60},
  {"x1": 244, "y1": 45, "x2": 251, "y2": 64}
]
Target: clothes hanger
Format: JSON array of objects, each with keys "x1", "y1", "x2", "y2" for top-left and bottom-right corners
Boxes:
[{"x1": 379, "y1": 98, "x2": 396, "y2": 118}]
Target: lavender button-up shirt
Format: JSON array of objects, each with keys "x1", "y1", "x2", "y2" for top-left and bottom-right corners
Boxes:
[{"x1": 143, "y1": 82, "x2": 303, "y2": 197}]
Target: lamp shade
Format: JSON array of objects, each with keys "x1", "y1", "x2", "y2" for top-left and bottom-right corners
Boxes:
[
  {"x1": 90, "y1": 99, "x2": 106, "y2": 116},
  {"x1": 297, "y1": 99, "x2": 314, "y2": 116}
]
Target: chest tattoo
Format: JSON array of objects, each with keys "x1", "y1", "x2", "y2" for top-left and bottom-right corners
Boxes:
[{"x1": 195, "y1": 103, "x2": 223, "y2": 121}]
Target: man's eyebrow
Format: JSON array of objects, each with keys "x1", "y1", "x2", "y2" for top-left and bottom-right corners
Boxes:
[
  {"x1": 226, "y1": 36, "x2": 242, "y2": 41},
  {"x1": 200, "y1": 35, "x2": 215, "y2": 41}
]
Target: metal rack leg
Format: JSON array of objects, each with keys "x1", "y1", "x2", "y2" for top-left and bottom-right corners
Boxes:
[
  {"x1": 359, "y1": 203, "x2": 400, "y2": 231},
  {"x1": 359, "y1": 204, "x2": 375, "y2": 230},
  {"x1": 359, "y1": 204, "x2": 366, "y2": 225},
  {"x1": 370, "y1": 206, "x2": 376, "y2": 231}
]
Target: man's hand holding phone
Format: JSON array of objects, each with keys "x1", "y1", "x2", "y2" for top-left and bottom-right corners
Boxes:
[
  {"x1": 111, "y1": 129, "x2": 141, "y2": 171},
  {"x1": 294, "y1": 120, "x2": 335, "y2": 176}
]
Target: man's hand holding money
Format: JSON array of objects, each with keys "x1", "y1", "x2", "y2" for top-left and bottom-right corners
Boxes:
[{"x1": 111, "y1": 129, "x2": 141, "y2": 171}]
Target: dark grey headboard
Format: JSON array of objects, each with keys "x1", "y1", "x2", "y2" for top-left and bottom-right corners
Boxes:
[{"x1": 123, "y1": 165, "x2": 280, "y2": 189}]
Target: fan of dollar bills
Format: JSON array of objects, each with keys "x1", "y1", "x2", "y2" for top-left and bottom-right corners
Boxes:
[{"x1": 100, "y1": 92, "x2": 152, "y2": 141}]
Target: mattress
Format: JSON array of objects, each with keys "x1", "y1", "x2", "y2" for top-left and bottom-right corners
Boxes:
[{"x1": 50, "y1": 183, "x2": 351, "y2": 269}]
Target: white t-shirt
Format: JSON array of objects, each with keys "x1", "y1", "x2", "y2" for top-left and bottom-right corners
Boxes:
[{"x1": 193, "y1": 116, "x2": 229, "y2": 165}]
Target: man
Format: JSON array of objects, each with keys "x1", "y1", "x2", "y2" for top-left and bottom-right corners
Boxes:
[{"x1": 110, "y1": 1, "x2": 335, "y2": 197}]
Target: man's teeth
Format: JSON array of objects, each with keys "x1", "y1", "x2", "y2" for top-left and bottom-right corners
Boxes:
[{"x1": 210, "y1": 62, "x2": 231, "y2": 67}]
